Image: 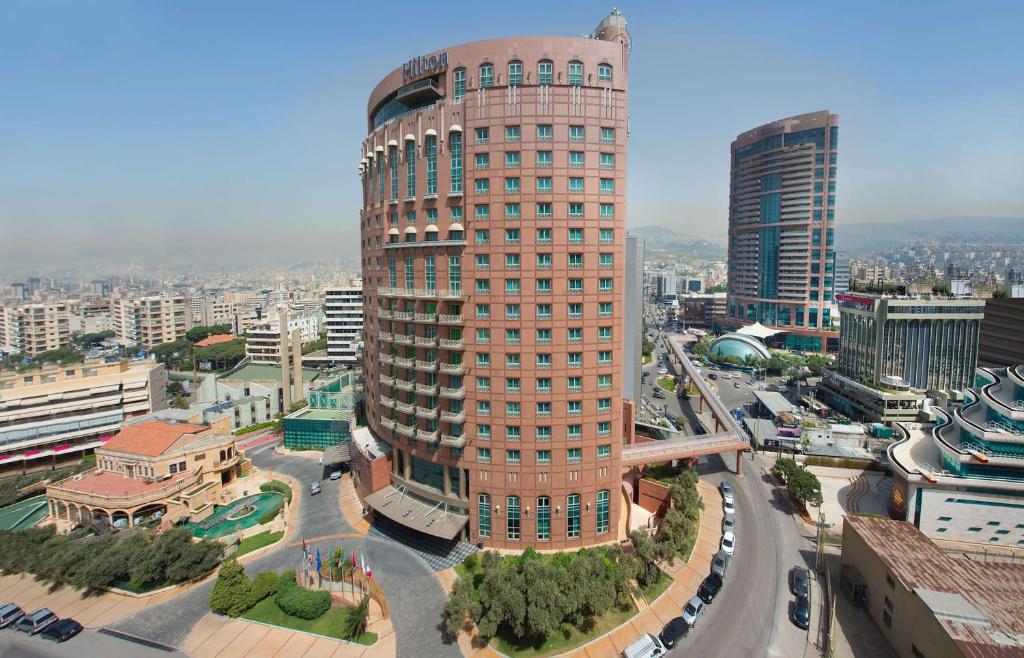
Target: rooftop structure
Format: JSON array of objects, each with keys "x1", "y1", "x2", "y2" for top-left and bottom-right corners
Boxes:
[
  {"x1": 709, "y1": 332, "x2": 772, "y2": 362},
  {"x1": 842, "y1": 516, "x2": 1024, "y2": 657},
  {"x1": 194, "y1": 333, "x2": 238, "y2": 348}
]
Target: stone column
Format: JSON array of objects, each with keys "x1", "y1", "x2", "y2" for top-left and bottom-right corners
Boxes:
[{"x1": 735, "y1": 450, "x2": 744, "y2": 477}]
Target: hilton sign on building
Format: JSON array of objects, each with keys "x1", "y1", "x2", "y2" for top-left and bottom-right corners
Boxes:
[{"x1": 402, "y1": 52, "x2": 448, "y2": 81}]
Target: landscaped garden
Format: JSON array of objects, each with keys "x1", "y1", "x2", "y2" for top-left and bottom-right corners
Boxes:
[
  {"x1": 656, "y1": 376, "x2": 677, "y2": 392},
  {"x1": 234, "y1": 530, "x2": 284, "y2": 557},
  {"x1": 209, "y1": 560, "x2": 376, "y2": 644},
  {"x1": 444, "y1": 467, "x2": 704, "y2": 658},
  {"x1": 0, "y1": 525, "x2": 223, "y2": 593}
]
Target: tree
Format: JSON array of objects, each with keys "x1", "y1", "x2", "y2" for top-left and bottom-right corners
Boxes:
[
  {"x1": 444, "y1": 576, "x2": 472, "y2": 638},
  {"x1": 187, "y1": 324, "x2": 232, "y2": 343},
  {"x1": 167, "y1": 380, "x2": 185, "y2": 396},
  {"x1": 208, "y1": 558, "x2": 252, "y2": 617},
  {"x1": 772, "y1": 457, "x2": 799, "y2": 484},
  {"x1": 170, "y1": 395, "x2": 190, "y2": 409},
  {"x1": 522, "y1": 558, "x2": 570, "y2": 638},
  {"x1": 341, "y1": 594, "x2": 370, "y2": 641},
  {"x1": 475, "y1": 558, "x2": 527, "y2": 639},
  {"x1": 629, "y1": 530, "x2": 673, "y2": 588},
  {"x1": 705, "y1": 283, "x2": 727, "y2": 293},
  {"x1": 788, "y1": 468, "x2": 823, "y2": 508}
]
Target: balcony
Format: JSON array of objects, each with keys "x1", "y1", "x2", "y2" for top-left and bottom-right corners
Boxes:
[
  {"x1": 439, "y1": 363, "x2": 465, "y2": 375},
  {"x1": 395, "y1": 422, "x2": 416, "y2": 437},
  {"x1": 441, "y1": 433, "x2": 467, "y2": 448},
  {"x1": 378, "y1": 309, "x2": 393, "y2": 320},
  {"x1": 439, "y1": 338, "x2": 464, "y2": 349},
  {"x1": 415, "y1": 336, "x2": 437, "y2": 347},
  {"x1": 380, "y1": 396, "x2": 395, "y2": 409},
  {"x1": 394, "y1": 379, "x2": 415, "y2": 392},
  {"x1": 395, "y1": 401, "x2": 415, "y2": 414},
  {"x1": 416, "y1": 429, "x2": 439, "y2": 443},
  {"x1": 440, "y1": 386, "x2": 465, "y2": 399},
  {"x1": 416, "y1": 406, "x2": 439, "y2": 420},
  {"x1": 537, "y1": 238, "x2": 552, "y2": 245},
  {"x1": 380, "y1": 417, "x2": 396, "y2": 430},
  {"x1": 414, "y1": 312, "x2": 437, "y2": 323},
  {"x1": 438, "y1": 314, "x2": 463, "y2": 325},
  {"x1": 379, "y1": 374, "x2": 395, "y2": 386},
  {"x1": 379, "y1": 331, "x2": 394, "y2": 342},
  {"x1": 415, "y1": 359, "x2": 438, "y2": 372},
  {"x1": 438, "y1": 289, "x2": 463, "y2": 300},
  {"x1": 413, "y1": 288, "x2": 437, "y2": 299},
  {"x1": 394, "y1": 356, "x2": 414, "y2": 368},
  {"x1": 415, "y1": 383, "x2": 438, "y2": 395},
  {"x1": 379, "y1": 353, "x2": 394, "y2": 365},
  {"x1": 440, "y1": 410, "x2": 466, "y2": 423},
  {"x1": 393, "y1": 311, "x2": 414, "y2": 321}
]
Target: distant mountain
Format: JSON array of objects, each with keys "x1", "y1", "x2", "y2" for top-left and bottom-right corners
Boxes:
[
  {"x1": 630, "y1": 225, "x2": 727, "y2": 261},
  {"x1": 838, "y1": 217, "x2": 1024, "y2": 255}
]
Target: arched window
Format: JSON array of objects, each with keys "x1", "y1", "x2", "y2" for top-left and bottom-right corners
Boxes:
[
  {"x1": 453, "y1": 67, "x2": 466, "y2": 102},
  {"x1": 479, "y1": 63, "x2": 493, "y2": 89},
  {"x1": 567, "y1": 493, "x2": 581, "y2": 538},
  {"x1": 478, "y1": 493, "x2": 491, "y2": 537},
  {"x1": 538, "y1": 60, "x2": 553, "y2": 86},
  {"x1": 596, "y1": 490, "x2": 610, "y2": 534},
  {"x1": 598, "y1": 63, "x2": 613, "y2": 82},
  {"x1": 568, "y1": 61, "x2": 584, "y2": 86},
  {"x1": 507, "y1": 495, "x2": 520, "y2": 540},
  {"x1": 536, "y1": 496, "x2": 551, "y2": 540},
  {"x1": 508, "y1": 60, "x2": 523, "y2": 87}
]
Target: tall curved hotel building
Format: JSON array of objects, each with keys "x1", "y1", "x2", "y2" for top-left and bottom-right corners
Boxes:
[
  {"x1": 357, "y1": 12, "x2": 630, "y2": 549},
  {"x1": 723, "y1": 111, "x2": 841, "y2": 352}
]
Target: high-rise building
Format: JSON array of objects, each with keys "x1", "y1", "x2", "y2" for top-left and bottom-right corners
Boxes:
[
  {"x1": 358, "y1": 10, "x2": 630, "y2": 549},
  {"x1": 0, "y1": 302, "x2": 71, "y2": 356},
  {"x1": 977, "y1": 297, "x2": 1024, "y2": 368},
  {"x1": 624, "y1": 236, "x2": 644, "y2": 402},
  {"x1": 833, "y1": 250, "x2": 850, "y2": 295},
  {"x1": 113, "y1": 295, "x2": 192, "y2": 348},
  {"x1": 325, "y1": 286, "x2": 364, "y2": 364},
  {"x1": 723, "y1": 111, "x2": 841, "y2": 352}
]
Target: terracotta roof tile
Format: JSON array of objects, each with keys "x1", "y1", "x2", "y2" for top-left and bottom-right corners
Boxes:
[
  {"x1": 100, "y1": 421, "x2": 207, "y2": 457},
  {"x1": 194, "y1": 334, "x2": 237, "y2": 347}
]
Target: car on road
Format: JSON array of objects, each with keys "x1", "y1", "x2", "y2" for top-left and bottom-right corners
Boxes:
[
  {"x1": 40, "y1": 619, "x2": 83, "y2": 642},
  {"x1": 308, "y1": 481, "x2": 322, "y2": 495},
  {"x1": 681, "y1": 596, "x2": 705, "y2": 628},
  {"x1": 790, "y1": 567, "x2": 810, "y2": 597},
  {"x1": 0, "y1": 603, "x2": 24, "y2": 629},
  {"x1": 658, "y1": 367, "x2": 668, "y2": 375},
  {"x1": 734, "y1": 382, "x2": 742, "y2": 388},
  {"x1": 653, "y1": 389, "x2": 665, "y2": 399},
  {"x1": 14, "y1": 608, "x2": 57, "y2": 634},
  {"x1": 723, "y1": 498, "x2": 736, "y2": 516},
  {"x1": 658, "y1": 616, "x2": 688, "y2": 649},
  {"x1": 697, "y1": 573, "x2": 723, "y2": 604},
  {"x1": 622, "y1": 632, "x2": 666, "y2": 658},
  {"x1": 719, "y1": 481, "x2": 733, "y2": 498},
  {"x1": 792, "y1": 594, "x2": 811, "y2": 629},
  {"x1": 711, "y1": 550, "x2": 730, "y2": 578},
  {"x1": 720, "y1": 531, "x2": 736, "y2": 556},
  {"x1": 329, "y1": 470, "x2": 342, "y2": 480},
  {"x1": 722, "y1": 516, "x2": 735, "y2": 534}
]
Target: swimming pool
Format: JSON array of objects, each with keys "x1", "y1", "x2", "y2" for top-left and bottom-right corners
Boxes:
[{"x1": 186, "y1": 492, "x2": 284, "y2": 540}]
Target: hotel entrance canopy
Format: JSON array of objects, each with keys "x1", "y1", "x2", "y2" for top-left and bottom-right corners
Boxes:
[{"x1": 363, "y1": 485, "x2": 468, "y2": 540}]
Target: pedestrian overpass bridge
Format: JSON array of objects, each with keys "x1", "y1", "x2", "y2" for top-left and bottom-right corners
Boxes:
[{"x1": 622, "y1": 334, "x2": 750, "y2": 475}]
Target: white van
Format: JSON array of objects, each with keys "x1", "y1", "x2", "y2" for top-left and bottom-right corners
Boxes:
[{"x1": 622, "y1": 633, "x2": 666, "y2": 658}]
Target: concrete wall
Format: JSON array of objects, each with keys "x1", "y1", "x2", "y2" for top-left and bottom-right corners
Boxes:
[{"x1": 637, "y1": 479, "x2": 671, "y2": 517}]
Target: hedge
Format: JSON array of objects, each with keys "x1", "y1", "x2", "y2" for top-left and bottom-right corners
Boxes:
[
  {"x1": 274, "y1": 570, "x2": 331, "y2": 620},
  {"x1": 247, "y1": 571, "x2": 279, "y2": 609},
  {"x1": 260, "y1": 480, "x2": 293, "y2": 503}
]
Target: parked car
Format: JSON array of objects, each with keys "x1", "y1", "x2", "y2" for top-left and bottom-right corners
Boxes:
[
  {"x1": 790, "y1": 567, "x2": 810, "y2": 597},
  {"x1": 329, "y1": 470, "x2": 342, "y2": 481},
  {"x1": 792, "y1": 594, "x2": 811, "y2": 629},
  {"x1": 720, "y1": 531, "x2": 736, "y2": 556},
  {"x1": 711, "y1": 550, "x2": 730, "y2": 578},
  {"x1": 681, "y1": 596, "x2": 705, "y2": 628},
  {"x1": 722, "y1": 516, "x2": 735, "y2": 534},
  {"x1": 14, "y1": 608, "x2": 57, "y2": 634},
  {"x1": 658, "y1": 616, "x2": 688, "y2": 649},
  {"x1": 0, "y1": 603, "x2": 24, "y2": 629},
  {"x1": 40, "y1": 619, "x2": 83, "y2": 642},
  {"x1": 658, "y1": 368, "x2": 668, "y2": 375},
  {"x1": 719, "y1": 481, "x2": 733, "y2": 498},
  {"x1": 622, "y1": 633, "x2": 666, "y2": 658},
  {"x1": 697, "y1": 573, "x2": 723, "y2": 604},
  {"x1": 723, "y1": 498, "x2": 736, "y2": 516},
  {"x1": 734, "y1": 382, "x2": 742, "y2": 388},
  {"x1": 308, "y1": 482, "x2": 322, "y2": 495},
  {"x1": 653, "y1": 389, "x2": 665, "y2": 399}
]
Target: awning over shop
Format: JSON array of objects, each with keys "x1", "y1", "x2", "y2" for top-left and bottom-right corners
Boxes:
[{"x1": 363, "y1": 485, "x2": 468, "y2": 540}]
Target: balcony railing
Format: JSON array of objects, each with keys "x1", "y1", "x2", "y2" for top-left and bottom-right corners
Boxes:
[
  {"x1": 379, "y1": 331, "x2": 394, "y2": 342},
  {"x1": 378, "y1": 353, "x2": 394, "y2": 365},
  {"x1": 393, "y1": 311, "x2": 414, "y2": 321},
  {"x1": 440, "y1": 363, "x2": 465, "y2": 374},
  {"x1": 440, "y1": 410, "x2": 466, "y2": 423},
  {"x1": 395, "y1": 423, "x2": 416, "y2": 437},
  {"x1": 440, "y1": 386, "x2": 465, "y2": 399},
  {"x1": 441, "y1": 433, "x2": 467, "y2": 448},
  {"x1": 417, "y1": 429, "x2": 439, "y2": 443},
  {"x1": 48, "y1": 468, "x2": 204, "y2": 509},
  {"x1": 415, "y1": 336, "x2": 437, "y2": 347},
  {"x1": 379, "y1": 374, "x2": 395, "y2": 386},
  {"x1": 380, "y1": 396, "x2": 395, "y2": 408},
  {"x1": 380, "y1": 417, "x2": 396, "y2": 430},
  {"x1": 438, "y1": 315, "x2": 463, "y2": 325},
  {"x1": 414, "y1": 313, "x2": 437, "y2": 323},
  {"x1": 416, "y1": 359, "x2": 438, "y2": 372},
  {"x1": 394, "y1": 357, "x2": 414, "y2": 368},
  {"x1": 415, "y1": 383, "x2": 438, "y2": 395},
  {"x1": 393, "y1": 334, "x2": 413, "y2": 345},
  {"x1": 395, "y1": 401, "x2": 415, "y2": 414},
  {"x1": 439, "y1": 338, "x2": 464, "y2": 349},
  {"x1": 416, "y1": 406, "x2": 439, "y2": 419}
]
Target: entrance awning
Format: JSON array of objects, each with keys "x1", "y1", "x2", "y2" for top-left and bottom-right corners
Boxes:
[
  {"x1": 323, "y1": 444, "x2": 351, "y2": 464},
  {"x1": 363, "y1": 485, "x2": 468, "y2": 540}
]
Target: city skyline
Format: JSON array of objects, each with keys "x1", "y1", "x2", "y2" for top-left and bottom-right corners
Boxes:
[{"x1": 2, "y1": 0, "x2": 1022, "y2": 271}]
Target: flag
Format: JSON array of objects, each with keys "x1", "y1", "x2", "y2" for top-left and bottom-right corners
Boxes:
[
  {"x1": 366, "y1": 564, "x2": 372, "y2": 580},
  {"x1": 316, "y1": 547, "x2": 322, "y2": 572},
  {"x1": 360, "y1": 554, "x2": 365, "y2": 573},
  {"x1": 307, "y1": 552, "x2": 313, "y2": 569},
  {"x1": 302, "y1": 539, "x2": 308, "y2": 560},
  {"x1": 351, "y1": 550, "x2": 356, "y2": 569}
]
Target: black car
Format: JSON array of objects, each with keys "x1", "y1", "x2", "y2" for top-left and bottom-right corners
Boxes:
[
  {"x1": 40, "y1": 619, "x2": 83, "y2": 642},
  {"x1": 697, "y1": 573, "x2": 723, "y2": 604},
  {"x1": 792, "y1": 594, "x2": 810, "y2": 629},
  {"x1": 790, "y1": 567, "x2": 810, "y2": 597},
  {"x1": 658, "y1": 616, "x2": 688, "y2": 649}
]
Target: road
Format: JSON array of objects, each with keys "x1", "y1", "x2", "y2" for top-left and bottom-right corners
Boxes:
[
  {"x1": 0, "y1": 628, "x2": 171, "y2": 658},
  {"x1": 645, "y1": 303, "x2": 818, "y2": 658}
]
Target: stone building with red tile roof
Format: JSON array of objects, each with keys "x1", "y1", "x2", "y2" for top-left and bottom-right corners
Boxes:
[{"x1": 46, "y1": 420, "x2": 246, "y2": 532}]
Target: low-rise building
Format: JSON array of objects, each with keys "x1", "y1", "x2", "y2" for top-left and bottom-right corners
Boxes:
[
  {"x1": 46, "y1": 420, "x2": 245, "y2": 532},
  {"x1": 0, "y1": 358, "x2": 167, "y2": 472},
  {"x1": 282, "y1": 372, "x2": 357, "y2": 450},
  {"x1": 840, "y1": 516, "x2": 1024, "y2": 658}
]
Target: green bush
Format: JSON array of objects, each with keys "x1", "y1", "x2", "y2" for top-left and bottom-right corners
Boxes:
[
  {"x1": 260, "y1": 480, "x2": 293, "y2": 503},
  {"x1": 275, "y1": 581, "x2": 331, "y2": 620},
  {"x1": 246, "y1": 571, "x2": 279, "y2": 609},
  {"x1": 258, "y1": 499, "x2": 285, "y2": 525},
  {"x1": 209, "y1": 558, "x2": 252, "y2": 617}
]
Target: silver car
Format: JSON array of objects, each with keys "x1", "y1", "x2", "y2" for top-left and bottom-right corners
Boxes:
[{"x1": 681, "y1": 596, "x2": 705, "y2": 628}]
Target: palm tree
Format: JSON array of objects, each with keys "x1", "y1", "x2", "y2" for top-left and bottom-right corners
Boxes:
[{"x1": 342, "y1": 594, "x2": 370, "y2": 641}]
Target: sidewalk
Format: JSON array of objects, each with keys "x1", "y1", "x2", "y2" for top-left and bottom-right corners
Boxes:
[
  {"x1": 454, "y1": 479, "x2": 723, "y2": 658},
  {"x1": 338, "y1": 473, "x2": 370, "y2": 535}
]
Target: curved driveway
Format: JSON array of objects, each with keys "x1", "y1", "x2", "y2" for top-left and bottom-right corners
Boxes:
[{"x1": 107, "y1": 443, "x2": 460, "y2": 658}]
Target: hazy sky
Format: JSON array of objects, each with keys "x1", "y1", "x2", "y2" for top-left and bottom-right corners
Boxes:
[{"x1": 2, "y1": 0, "x2": 1022, "y2": 272}]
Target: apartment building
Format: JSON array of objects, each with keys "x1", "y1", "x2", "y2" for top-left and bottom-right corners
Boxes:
[
  {"x1": 0, "y1": 358, "x2": 167, "y2": 471},
  {"x1": 325, "y1": 286, "x2": 364, "y2": 364},
  {"x1": 244, "y1": 310, "x2": 323, "y2": 365},
  {"x1": 0, "y1": 302, "x2": 71, "y2": 356},
  {"x1": 113, "y1": 295, "x2": 192, "y2": 348}
]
